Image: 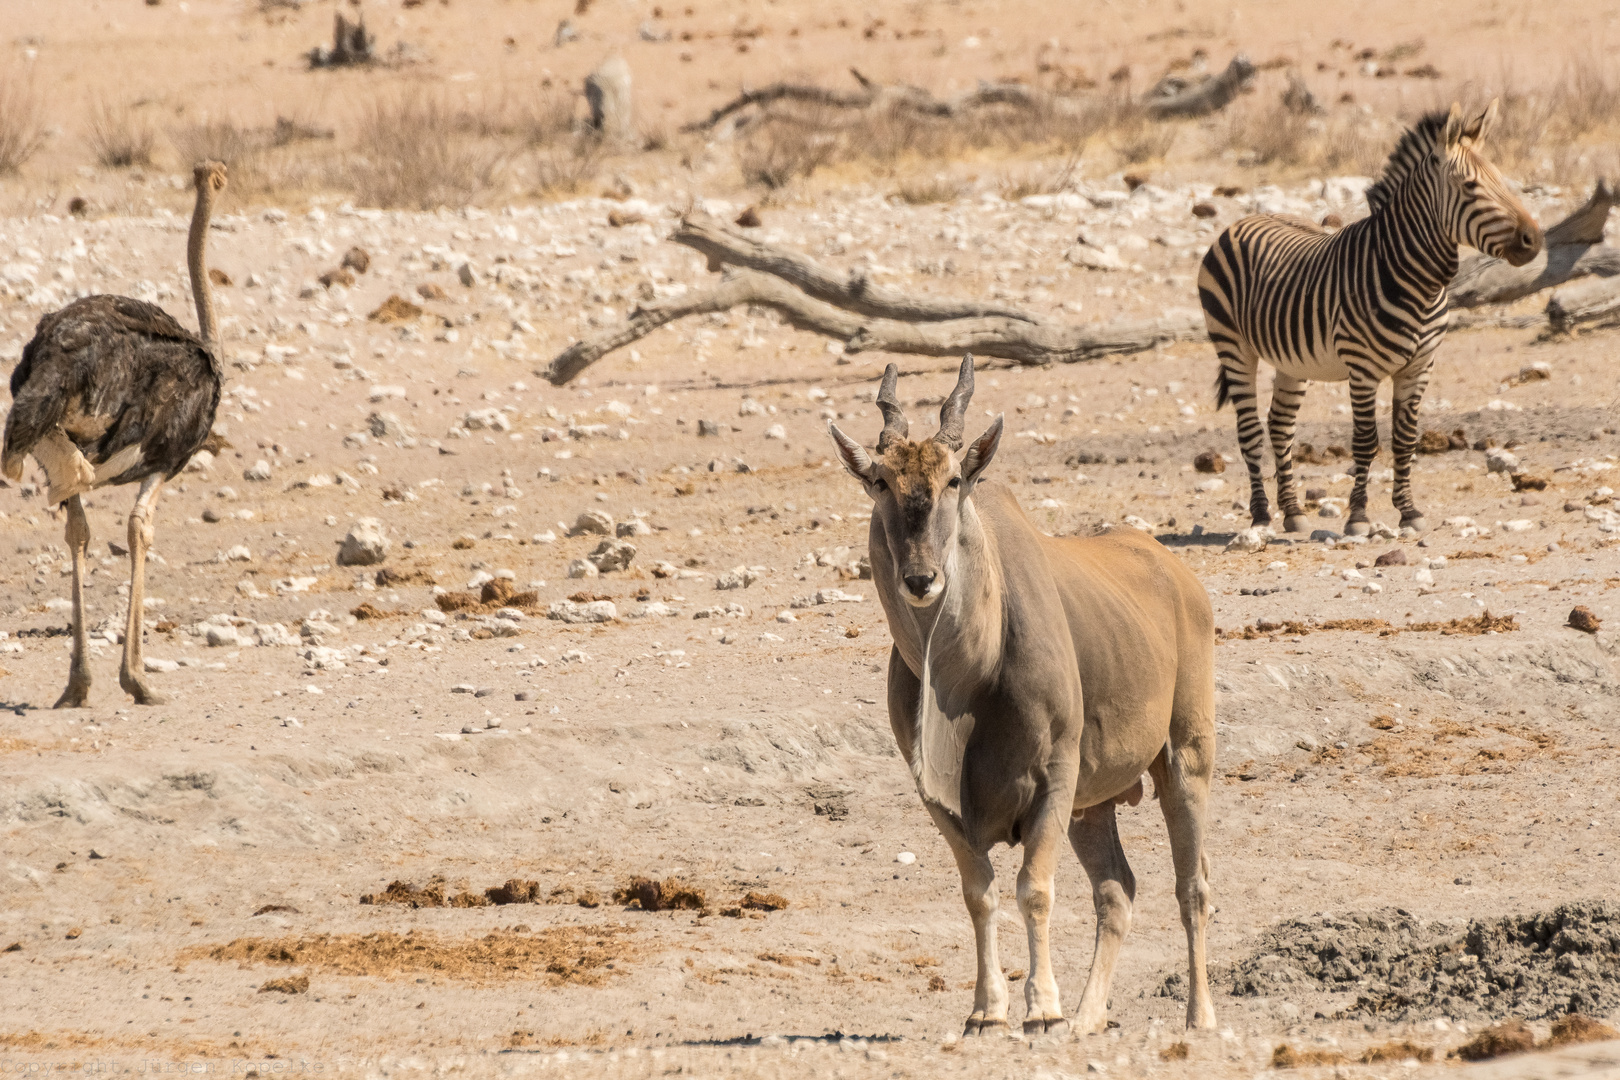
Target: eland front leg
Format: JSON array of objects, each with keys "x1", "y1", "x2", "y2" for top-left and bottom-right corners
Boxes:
[
  {"x1": 1017, "y1": 795, "x2": 1073, "y2": 1035},
  {"x1": 929, "y1": 807, "x2": 1009, "y2": 1036}
]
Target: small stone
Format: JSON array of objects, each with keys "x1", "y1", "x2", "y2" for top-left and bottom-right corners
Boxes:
[
  {"x1": 715, "y1": 566, "x2": 760, "y2": 590},
  {"x1": 1569, "y1": 606, "x2": 1602, "y2": 633},
  {"x1": 202, "y1": 507, "x2": 221, "y2": 523},
  {"x1": 457, "y1": 262, "x2": 478, "y2": 287},
  {"x1": 895, "y1": 851, "x2": 916, "y2": 865},
  {"x1": 569, "y1": 509, "x2": 614, "y2": 536},
  {"x1": 451, "y1": 684, "x2": 477, "y2": 693},
  {"x1": 341, "y1": 246, "x2": 371, "y2": 274},
  {"x1": 1190, "y1": 201, "x2": 1217, "y2": 219},
  {"x1": 734, "y1": 206, "x2": 762, "y2": 228},
  {"x1": 1373, "y1": 548, "x2": 1407, "y2": 567},
  {"x1": 547, "y1": 599, "x2": 616, "y2": 623},
  {"x1": 615, "y1": 518, "x2": 651, "y2": 538},
  {"x1": 566, "y1": 558, "x2": 600, "y2": 579},
  {"x1": 697, "y1": 419, "x2": 721, "y2": 437},
  {"x1": 337, "y1": 518, "x2": 390, "y2": 566},
  {"x1": 244, "y1": 460, "x2": 273, "y2": 482},
  {"x1": 764, "y1": 424, "x2": 787, "y2": 441},
  {"x1": 474, "y1": 687, "x2": 496, "y2": 698},
  {"x1": 775, "y1": 610, "x2": 797, "y2": 623}
]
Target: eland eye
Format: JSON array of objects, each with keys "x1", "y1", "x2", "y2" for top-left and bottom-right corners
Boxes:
[
  {"x1": 872, "y1": 478, "x2": 888, "y2": 493},
  {"x1": 947, "y1": 476, "x2": 961, "y2": 489}
]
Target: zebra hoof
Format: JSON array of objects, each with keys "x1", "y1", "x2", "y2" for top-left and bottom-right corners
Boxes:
[
  {"x1": 1401, "y1": 517, "x2": 1428, "y2": 534},
  {"x1": 1283, "y1": 514, "x2": 1311, "y2": 534},
  {"x1": 1344, "y1": 520, "x2": 1372, "y2": 537}
]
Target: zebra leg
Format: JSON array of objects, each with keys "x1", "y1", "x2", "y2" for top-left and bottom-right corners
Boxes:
[
  {"x1": 1391, "y1": 365, "x2": 1432, "y2": 532},
  {"x1": 1344, "y1": 365, "x2": 1383, "y2": 536},
  {"x1": 1221, "y1": 349, "x2": 1272, "y2": 527},
  {"x1": 1266, "y1": 373, "x2": 1311, "y2": 533}
]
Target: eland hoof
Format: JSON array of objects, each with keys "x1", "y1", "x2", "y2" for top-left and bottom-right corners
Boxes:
[
  {"x1": 53, "y1": 685, "x2": 91, "y2": 709},
  {"x1": 1282, "y1": 514, "x2": 1311, "y2": 534},
  {"x1": 964, "y1": 1017, "x2": 1010, "y2": 1037},
  {"x1": 1023, "y1": 1016, "x2": 1071, "y2": 1036},
  {"x1": 1344, "y1": 520, "x2": 1372, "y2": 537}
]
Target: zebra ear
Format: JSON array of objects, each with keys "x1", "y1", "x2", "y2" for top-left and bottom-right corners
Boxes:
[
  {"x1": 1463, "y1": 99, "x2": 1499, "y2": 147},
  {"x1": 1441, "y1": 102, "x2": 1467, "y2": 151}
]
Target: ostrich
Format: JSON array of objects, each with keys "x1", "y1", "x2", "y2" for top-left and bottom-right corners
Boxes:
[{"x1": 2, "y1": 161, "x2": 228, "y2": 708}]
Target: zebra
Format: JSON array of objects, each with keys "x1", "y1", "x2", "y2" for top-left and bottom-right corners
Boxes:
[{"x1": 1198, "y1": 100, "x2": 1542, "y2": 536}]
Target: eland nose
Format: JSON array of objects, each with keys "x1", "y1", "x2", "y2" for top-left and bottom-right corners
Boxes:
[{"x1": 903, "y1": 573, "x2": 937, "y2": 599}]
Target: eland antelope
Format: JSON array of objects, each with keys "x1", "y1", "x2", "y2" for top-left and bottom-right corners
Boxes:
[{"x1": 828, "y1": 357, "x2": 1218, "y2": 1035}]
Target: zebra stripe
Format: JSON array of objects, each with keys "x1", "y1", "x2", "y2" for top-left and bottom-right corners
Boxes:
[{"x1": 1198, "y1": 100, "x2": 1542, "y2": 536}]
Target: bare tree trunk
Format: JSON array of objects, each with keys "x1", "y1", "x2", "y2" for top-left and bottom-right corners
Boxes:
[
  {"x1": 1143, "y1": 55, "x2": 1256, "y2": 118},
  {"x1": 310, "y1": 12, "x2": 374, "y2": 68},
  {"x1": 1546, "y1": 274, "x2": 1620, "y2": 334},
  {"x1": 1449, "y1": 180, "x2": 1618, "y2": 307},
  {"x1": 673, "y1": 213, "x2": 1036, "y2": 322}
]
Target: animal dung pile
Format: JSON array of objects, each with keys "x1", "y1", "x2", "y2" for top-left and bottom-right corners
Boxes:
[
  {"x1": 358, "y1": 876, "x2": 544, "y2": 908},
  {"x1": 186, "y1": 928, "x2": 639, "y2": 985},
  {"x1": 1225, "y1": 902, "x2": 1620, "y2": 1021},
  {"x1": 613, "y1": 877, "x2": 707, "y2": 912}
]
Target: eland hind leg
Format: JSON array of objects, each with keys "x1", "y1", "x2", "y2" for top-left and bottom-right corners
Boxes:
[
  {"x1": 1067, "y1": 802, "x2": 1137, "y2": 1034},
  {"x1": 118, "y1": 475, "x2": 166, "y2": 705},
  {"x1": 54, "y1": 496, "x2": 92, "y2": 709},
  {"x1": 1149, "y1": 735, "x2": 1218, "y2": 1029}
]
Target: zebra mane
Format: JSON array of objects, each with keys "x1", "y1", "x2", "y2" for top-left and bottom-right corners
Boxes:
[{"x1": 1364, "y1": 111, "x2": 1450, "y2": 214}]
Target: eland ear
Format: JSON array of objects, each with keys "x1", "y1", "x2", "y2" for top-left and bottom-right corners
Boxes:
[
  {"x1": 1441, "y1": 102, "x2": 1467, "y2": 150},
  {"x1": 1462, "y1": 98, "x2": 1499, "y2": 146},
  {"x1": 828, "y1": 422, "x2": 877, "y2": 485},
  {"x1": 960, "y1": 414, "x2": 1003, "y2": 489}
]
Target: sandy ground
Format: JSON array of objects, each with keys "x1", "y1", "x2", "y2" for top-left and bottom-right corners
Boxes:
[{"x1": 2, "y1": 3, "x2": 1620, "y2": 1078}]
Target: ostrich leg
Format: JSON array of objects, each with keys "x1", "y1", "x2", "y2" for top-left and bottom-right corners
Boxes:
[
  {"x1": 118, "y1": 476, "x2": 166, "y2": 705},
  {"x1": 54, "y1": 496, "x2": 93, "y2": 708}
]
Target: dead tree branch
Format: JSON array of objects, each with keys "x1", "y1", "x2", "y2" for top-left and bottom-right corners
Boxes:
[
  {"x1": 673, "y1": 212, "x2": 1037, "y2": 323},
  {"x1": 309, "y1": 12, "x2": 374, "y2": 68},
  {"x1": 682, "y1": 68, "x2": 1047, "y2": 133},
  {"x1": 1546, "y1": 274, "x2": 1620, "y2": 335},
  {"x1": 1450, "y1": 180, "x2": 1619, "y2": 308},
  {"x1": 1143, "y1": 55, "x2": 1256, "y2": 119}
]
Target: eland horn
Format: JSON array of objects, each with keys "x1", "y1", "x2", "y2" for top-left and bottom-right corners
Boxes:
[
  {"x1": 875, "y1": 363, "x2": 909, "y2": 452},
  {"x1": 934, "y1": 354, "x2": 975, "y2": 450}
]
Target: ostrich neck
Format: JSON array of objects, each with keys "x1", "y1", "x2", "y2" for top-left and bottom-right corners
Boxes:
[{"x1": 187, "y1": 186, "x2": 218, "y2": 348}]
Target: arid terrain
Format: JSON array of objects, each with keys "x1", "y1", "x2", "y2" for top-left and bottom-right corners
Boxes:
[{"x1": 2, "y1": 2, "x2": 1620, "y2": 1078}]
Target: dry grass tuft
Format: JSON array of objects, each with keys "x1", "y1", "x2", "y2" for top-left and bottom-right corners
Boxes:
[
  {"x1": 0, "y1": 70, "x2": 45, "y2": 175},
  {"x1": 346, "y1": 94, "x2": 504, "y2": 209},
  {"x1": 1360, "y1": 1040, "x2": 1435, "y2": 1063},
  {"x1": 1548, "y1": 1013, "x2": 1620, "y2": 1046},
  {"x1": 184, "y1": 927, "x2": 640, "y2": 986},
  {"x1": 1271, "y1": 1043, "x2": 1348, "y2": 1068},
  {"x1": 1453, "y1": 1019, "x2": 1536, "y2": 1061},
  {"x1": 85, "y1": 100, "x2": 156, "y2": 169},
  {"x1": 1159, "y1": 1041, "x2": 1190, "y2": 1061},
  {"x1": 613, "y1": 877, "x2": 707, "y2": 912},
  {"x1": 258, "y1": 975, "x2": 309, "y2": 995}
]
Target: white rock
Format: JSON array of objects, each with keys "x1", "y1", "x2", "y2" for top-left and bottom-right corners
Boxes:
[
  {"x1": 1194, "y1": 478, "x2": 1226, "y2": 493},
  {"x1": 566, "y1": 558, "x2": 600, "y2": 579},
  {"x1": 531, "y1": 530, "x2": 557, "y2": 544},
  {"x1": 628, "y1": 601, "x2": 679, "y2": 618},
  {"x1": 1485, "y1": 447, "x2": 1519, "y2": 473},
  {"x1": 1341, "y1": 568, "x2": 1363, "y2": 580},
  {"x1": 1414, "y1": 568, "x2": 1434, "y2": 584},
  {"x1": 1064, "y1": 242, "x2": 1124, "y2": 271},
  {"x1": 587, "y1": 538, "x2": 636, "y2": 572},
  {"x1": 616, "y1": 518, "x2": 651, "y2": 538},
  {"x1": 1122, "y1": 515, "x2": 1155, "y2": 532},
  {"x1": 253, "y1": 622, "x2": 298, "y2": 647},
  {"x1": 337, "y1": 518, "x2": 390, "y2": 566},
  {"x1": 895, "y1": 851, "x2": 917, "y2": 865},
  {"x1": 547, "y1": 599, "x2": 616, "y2": 623},
  {"x1": 463, "y1": 408, "x2": 510, "y2": 432},
  {"x1": 715, "y1": 566, "x2": 760, "y2": 590},
  {"x1": 1362, "y1": 582, "x2": 1382, "y2": 594},
  {"x1": 244, "y1": 460, "x2": 273, "y2": 482},
  {"x1": 569, "y1": 509, "x2": 614, "y2": 536},
  {"x1": 224, "y1": 545, "x2": 254, "y2": 562},
  {"x1": 143, "y1": 658, "x2": 179, "y2": 673},
  {"x1": 764, "y1": 424, "x2": 787, "y2": 441},
  {"x1": 1498, "y1": 519, "x2": 1535, "y2": 532}
]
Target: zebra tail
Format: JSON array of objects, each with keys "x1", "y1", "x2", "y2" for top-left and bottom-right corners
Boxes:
[{"x1": 1213, "y1": 364, "x2": 1233, "y2": 411}]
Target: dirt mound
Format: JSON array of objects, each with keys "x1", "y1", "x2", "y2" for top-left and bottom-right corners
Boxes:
[
  {"x1": 184, "y1": 927, "x2": 639, "y2": 985},
  {"x1": 1227, "y1": 902, "x2": 1620, "y2": 1021}
]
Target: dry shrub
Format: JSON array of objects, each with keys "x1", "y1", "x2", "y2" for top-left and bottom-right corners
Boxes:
[
  {"x1": 1160, "y1": 1041, "x2": 1190, "y2": 1061},
  {"x1": 1453, "y1": 1019, "x2": 1536, "y2": 1061},
  {"x1": 347, "y1": 94, "x2": 503, "y2": 209},
  {"x1": 1109, "y1": 107, "x2": 1179, "y2": 166},
  {"x1": 359, "y1": 877, "x2": 490, "y2": 908},
  {"x1": 86, "y1": 100, "x2": 156, "y2": 169},
  {"x1": 1548, "y1": 1013, "x2": 1620, "y2": 1046},
  {"x1": 184, "y1": 927, "x2": 638, "y2": 986},
  {"x1": 170, "y1": 116, "x2": 268, "y2": 177},
  {"x1": 893, "y1": 175, "x2": 961, "y2": 204},
  {"x1": 738, "y1": 113, "x2": 838, "y2": 189},
  {"x1": 0, "y1": 70, "x2": 44, "y2": 174}
]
